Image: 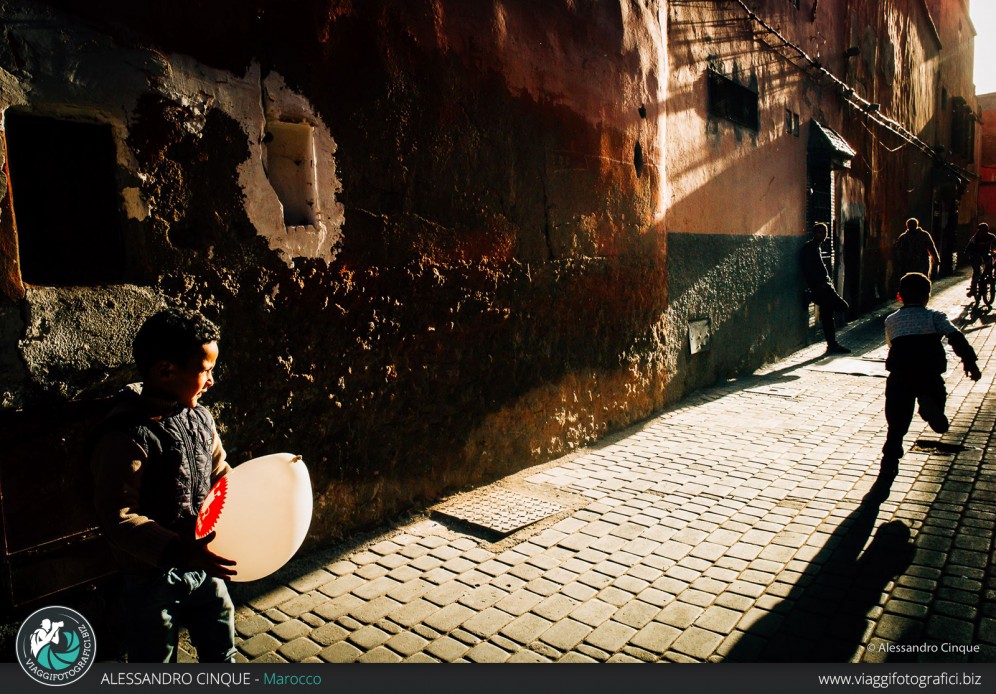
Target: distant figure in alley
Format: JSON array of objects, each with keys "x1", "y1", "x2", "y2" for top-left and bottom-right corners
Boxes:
[
  {"x1": 894, "y1": 217, "x2": 940, "y2": 280},
  {"x1": 800, "y1": 222, "x2": 851, "y2": 354}
]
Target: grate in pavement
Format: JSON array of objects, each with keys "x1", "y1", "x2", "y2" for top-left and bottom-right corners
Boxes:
[
  {"x1": 745, "y1": 384, "x2": 804, "y2": 398},
  {"x1": 809, "y1": 357, "x2": 887, "y2": 378},
  {"x1": 431, "y1": 489, "x2": 565, "y2": 536}
]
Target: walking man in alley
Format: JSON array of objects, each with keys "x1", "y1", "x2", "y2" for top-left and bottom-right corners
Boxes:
[
  {"x1": 801, "y1": 222, "x2": 851, "y2": 353},
  {"x1": 894, "y1": 217, "x2": 940, "y2": 280}
]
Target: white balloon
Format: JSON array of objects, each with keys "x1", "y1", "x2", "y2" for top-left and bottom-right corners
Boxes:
[{"x1": 195, "y1": 453, "x2": 313, "y2": 582}]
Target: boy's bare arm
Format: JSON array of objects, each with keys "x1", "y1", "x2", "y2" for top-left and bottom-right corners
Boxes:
[{"x1": 946, "y1": 330, "x2": 981, "y2": 380}]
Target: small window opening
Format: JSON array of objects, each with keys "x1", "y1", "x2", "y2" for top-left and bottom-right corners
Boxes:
[
  {"x1": 707, "y1": 69, "x2": 759, "y2": 131},
  {"x1": 4, "y1": 111, "x2": 124, "y2": 285},
  {"x1": 263, "y1": 121, "x2": 318, "y2": 227}
]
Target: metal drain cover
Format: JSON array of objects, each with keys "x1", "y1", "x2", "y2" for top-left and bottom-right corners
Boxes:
[
  {"x1": 809, "y1": 357, "x2": 886, "y2": 378},
  {"x1": 433, "y1": 489, "x2": 564, "y2": 535},
  {"x1": 746, "y1": 384, "x2": 804, "y2": 398}
]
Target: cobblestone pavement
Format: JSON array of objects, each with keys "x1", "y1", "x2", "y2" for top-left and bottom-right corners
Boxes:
[{"x1": 220, "y1": 272, "x2": 996, "y2": 664}]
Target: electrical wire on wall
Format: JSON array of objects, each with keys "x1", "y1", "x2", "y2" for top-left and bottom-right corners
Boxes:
[{"x1": 729, "y1": 0, "x2": 973, "y2": 187}]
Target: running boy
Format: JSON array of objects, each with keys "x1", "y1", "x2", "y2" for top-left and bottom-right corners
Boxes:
[
  {"x1": 92, "y1": 308, "x2": 237, "y2": 662},
  {"x1": 881, "y1": 273, "x2": 981, "y2": 475}
]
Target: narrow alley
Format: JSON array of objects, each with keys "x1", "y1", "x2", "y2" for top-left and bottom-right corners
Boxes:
[{"x1": 225, "y1": 272, "x2": 996, "y2": 664}]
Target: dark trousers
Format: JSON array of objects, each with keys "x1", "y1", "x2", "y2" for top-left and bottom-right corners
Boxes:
[
  {"x1": 122, "y1": 568, "x2": 236, "y2": 663},
  {"x1": 882, "y1": 372, "x2": 946, "y2": 459},
  {"x1": 813, "y1": 285, "x2": 848, "y2": 347}
]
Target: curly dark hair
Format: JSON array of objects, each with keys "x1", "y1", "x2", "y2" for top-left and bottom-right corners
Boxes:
[{"x1": 133, "y1": 308, "x2": 221, "y2": 376}]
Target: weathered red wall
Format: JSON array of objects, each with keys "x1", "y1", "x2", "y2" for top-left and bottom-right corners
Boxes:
[{"x1": 0, "y1": 0, "x2": 669, "y2": 549}]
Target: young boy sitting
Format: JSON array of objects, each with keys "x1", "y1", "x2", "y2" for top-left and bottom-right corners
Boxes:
[
  {"x1": 92, "y1": 308, "x2": 237, "y2": 662},
  {"x1": 881, "y1": 273, "x2": 981, "y2": 475}
]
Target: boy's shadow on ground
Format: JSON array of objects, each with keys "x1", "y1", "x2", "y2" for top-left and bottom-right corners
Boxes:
[{"x1": 724, "y1": 477, "x2": 914, "y2": 662}]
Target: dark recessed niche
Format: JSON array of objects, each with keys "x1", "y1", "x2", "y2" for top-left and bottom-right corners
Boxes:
[{"x1": 4, "y1": 111, "x2": 124, "y2": 285}]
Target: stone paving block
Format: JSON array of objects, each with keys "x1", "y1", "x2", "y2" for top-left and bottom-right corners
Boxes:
[
  {"x1": 271, "y1": 619, "x2": 310, "y2": 642},
  {"x1": 250, "y1": 652, "x2": 289, "y2": 664},
  {"x1": 352, "y1": 576, "x2": 402, "y2": 601},
  {"x1": 424, "y1": 580, "x2": 470, "y2": 606},
  {"x1": 459, "y1": 585, "x2": 509, "y2": 610},
  {"x1": 448, "y1": 628, "x2": 481, "y2": 646},
  {"x1": 376, "y1": 553, "x2": 409, "y2": 570},
  {"x1": 585, "y1": 620, "x2": 637, "y2": 653},
  {"x1": 386, "y1": 578, "x2": 432, "y2": 603},
  {"x1": 657, "y1": 601, "x2": 704, "y2": 629},
  {"x1": 384, "y1": 631, "x2": 429, "y2": 657},
  {"x1": 354, "y1": 564, "x2": 390, "y2": 581},
  {"x1": 569, "y1": 599, "x2": 616, "y2": 628},
  {"x1": 461, "y1": 607, "x2": 516, "y2": 637},
  {"x1": 425, "y1": 636, "x2": 470, "y2": 663},
  {"x1": 289, "y1": 570, "x2": 335, "y2": 593},
  {"x1": 671, "y1": 626, "x2": 724, "y2": 660},
  {"x1": 408, "y1": 554, "x2": 441, "y2": 570},
  {"x1": 932, "y1": 601, "x2": 977, "y2": 622},
  {"x1": 577, "y1": 571, "x2": 614, "y2": 590},
  {"x1": 247, "y1": 587, "x2": 298, "y2": 612},
  {"x1": 310, "y1": 622, "x2": 348, "y2": 647},
  {"x1": 238, "y1": 633, "x2": 280, "y2": 659},
  {"x1": 525, "y1": 577, "x2": 562, "y2": 597},
  {"x1": 506, "y1": 650, "x2": 552, "y2": 663},
  {"x1": 358, "y1": 647, "x2": 403, "y2": 663},
  {"x1": 349, "y1": 596, "x2": 401, "y2": 624},
  {"x1": 630, "y1": 622, "x2": 681, "y2": 654},
  {"x1": 495, "y1": 589, "x2": 544, "y2": 616},
  {"x1": 501, "y1": 613, "x2": 554, "y2": 644},
  {"x1": 235, "y1": 614, "x2": 273, "y2": 638},
  {"x1": 538, "y1": 618, "x2": 593, "y2": 651},
  {"x1": 875, "y1": 614, "x2": 924, "y2": 641},
  {"x1": 508, "y1": 563, "x2": 544, "y2": 581},
  {"x1": 277, "y1": 638, "x2": 321, "y2": 661},
  {"x1": 559, "y1": 581, "x2": 598, "y2": 602},
  {"x1": 635, "y1": 587, "x2": 673, "y2": 608},
  {"x1": 926, "y1": 615, "x2": 975, "y2": 643},
  {"x1": 404, "y1": 652, "x2": 439, "y2": 663},
  {"x1": 313, "y1": 594, "x2": 363, "y2": 621},
  {"x1": 533, "y1": 594, "x2": 580, "y2": 621},
  {"x1": 299, "y1": 612, "x2": 324, "y2": 628},
  {"x1": 466, "y1": 642, "x2": 511, "y2": 663},
  {"x1": 442, "y1": 557, "x2": 476, "y2": 574},
  {"x1": 349, "y1": 625, "x2": 391, "y2": 650},
  {"x1": 387, "y1": 566, "x2": 421, "y2": 583},
  {"x1": 695, "y1": 605, "x2": 742, "y2": 634},
  {"x1": 327, "y1": 560, "x2": 358, "y2": 575},
  {"x1": 423, "y1": 603, "x2": 475, "y2": 633}
]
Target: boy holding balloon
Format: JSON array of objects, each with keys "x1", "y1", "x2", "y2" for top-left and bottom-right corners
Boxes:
[{"x1": 92, "y1": 308, "x2": 237, "y2": 663}]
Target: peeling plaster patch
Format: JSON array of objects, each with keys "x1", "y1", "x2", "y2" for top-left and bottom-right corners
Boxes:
[
  {"x1": 122, "y1": 186, "x2": 148, "y2": 221},
  {"x1": 151, "y1": 58, "x2": 343, "y2": 265},
  {"x1": 257, "y1": 72, "x2": 345, "y2": 266},
  {"x1": 0, "y1": 67, "x2": 29, "y2": 112},
  {"x1": 19, "y1": 285, "x2": 165, "y2": 399}
]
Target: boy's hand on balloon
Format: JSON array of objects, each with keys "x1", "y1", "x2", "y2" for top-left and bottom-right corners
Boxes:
[{"x1": 177, "y1": 532, "x2": 237, "y2": 579}]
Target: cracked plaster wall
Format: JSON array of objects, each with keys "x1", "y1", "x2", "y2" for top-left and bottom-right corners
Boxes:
[{"x1": 0, "y1": 0, "x2": 808, "y2": 548}]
